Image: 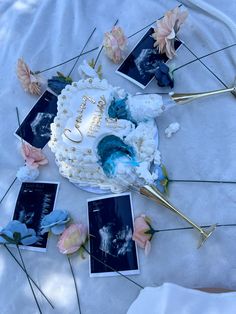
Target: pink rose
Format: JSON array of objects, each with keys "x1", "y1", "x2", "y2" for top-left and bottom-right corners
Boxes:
[
  {"x1": 21, "y1": 143, "x2": 48, "y2": 169},
  {"x1": 57, "y1": 224, "x2": 88, "y2": 254},
  {"x1": 132, "y1": 215, "x2": 152, "y2": 255},
  {"x1": 103, "y1": 26, "x2": 127, "y2": 63}
]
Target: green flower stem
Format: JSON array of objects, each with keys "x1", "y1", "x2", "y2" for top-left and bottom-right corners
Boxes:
[
  {"x1": 93, "y1": 19, "x2": 119, "y2": 68},
  {"x1": 35, "y1": 47, "x2": 99, "y2": 75},
  {"x1": 67, "y1": 255, "x2": 82, "y2": 314},
  {"x1": 172, "y1": 43, "x2": 236, "y2": 73},
  {"x1": 127, "y1": 3, "x2": 182, "y2": 39},
  {"x1": 4, "y1": 245, "x2": 54, "y2": 309},
  {"x1": 0, "y1": 106, "x2": 23, "y2": 205},
  {"x1": 176, "y1": 36, "x2": 229, "y2": 90},
  {"x1": 82, "y1": 245, "x2": 143, "y2": 289},
  {"x1": 67, "y1": 27, "x2": 97, "y2": 77},
  {"x1": 16, "y1": 245, "x2": 42, "y2": 314},
  {"x1": 0, "y1": 177, "x2": 17, "y2": 205},
  {"x1": 169, "y1": 179, "x2": 236, "y2": 184}
]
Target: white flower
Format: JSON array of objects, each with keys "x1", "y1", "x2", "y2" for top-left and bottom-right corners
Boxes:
[{"x1": 16, "y1": 166, "x2": 39, "y2": 182}]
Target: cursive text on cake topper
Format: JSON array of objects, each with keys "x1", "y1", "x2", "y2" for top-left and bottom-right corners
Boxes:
[
  {"x1": 87, "y1": 95, "x2": 106, "y2": 137},
  {"x1": 63, "y1": 95, "x2": 96, "y2": 143}
]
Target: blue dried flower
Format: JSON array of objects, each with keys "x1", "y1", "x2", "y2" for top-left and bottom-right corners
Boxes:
[
  {"x1": 41, "y1": 210, "x2": 70, "y2": 235},
  {"x1": 154, "y1": 62, "x2": 174, "y2": 88},
  {"x1": 48, "y1": 72, "x2": 72, "y2": 95},
  {"x1": 155, "y1": 165, "x2": 169, "y2": 194},
  {"x1": 0, "y1": 220, "x2": 38, "y2": 245}
]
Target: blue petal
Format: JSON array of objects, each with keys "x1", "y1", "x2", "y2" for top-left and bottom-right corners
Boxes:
[
  {"x1": 0, "y1": 236, "x2": 7, "y2": 244},
  {"x1": 5, "y1": 221, "x2": 28, "y2": 237},
  {"x1": 21, "y1": 235, "x2": 39, "y2": 246},
  {"x1": 40, "y1": 227, "x2": 50, "y2": 235},
  {"x1": 1, "y1": 230, "x2": 14, "y2": 239},
  {"x1": 51, "y1": 224, "x2": 66, "y2": 235},
  {"x1": 41, "y1": 210, "x2": 69, "y2": 227},
  {"x1": 159, "y1": 62, "x2": 170, "y2": 74}
]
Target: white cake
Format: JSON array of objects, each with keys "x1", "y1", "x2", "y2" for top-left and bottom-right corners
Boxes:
[{"x1": 49, "y1": 78, "x2": 164, "y2": 192}]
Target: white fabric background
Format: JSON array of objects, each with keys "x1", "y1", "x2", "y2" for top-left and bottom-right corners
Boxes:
[{"x1": 0, "y1": 0, "x2": 236, "y2": 313}]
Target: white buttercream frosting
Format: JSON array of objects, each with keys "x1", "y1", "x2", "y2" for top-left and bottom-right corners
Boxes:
[
  {"x1": 49, "y1": 78, "x2": 163, "y2": 192},
  {"x1": 129, "y1": 94, "x2": 164, "y2": 122},
  {"x1": 165, "y1": 122, "x2": 180, "y2": 138}
]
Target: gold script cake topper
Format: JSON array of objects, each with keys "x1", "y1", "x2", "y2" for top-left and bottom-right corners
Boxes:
[
  {"x1": 63, "y1": 95, "x2": 96, "y2": 143},
  {"x1": 87, "y1": 95, "x2": 106, "y2": 137}
]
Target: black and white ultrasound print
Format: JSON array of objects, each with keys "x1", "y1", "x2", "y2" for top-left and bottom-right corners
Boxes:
[
  {"x1": 88, "y1": 193, "x2": 139, "y2": 277},
  {"x1": 13, "y1": 181, "x2": 59, "y2": 251},
  {"x1": 15, "y1": 90, "x2": 58, "y2": 148},
  {"x1": 116, "y1": 27, "x2": 182, "y2": 88}
]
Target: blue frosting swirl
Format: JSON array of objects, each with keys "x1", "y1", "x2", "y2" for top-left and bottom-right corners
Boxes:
[{"x1": 97, "y1": 135, "x2": 138, "y2": 177}]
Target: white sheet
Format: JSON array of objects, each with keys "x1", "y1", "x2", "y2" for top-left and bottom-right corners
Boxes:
[
  {"x1": 128, "y1": 283, "x2": 236, "y2": 314},
  {"x1": 0, "y1": 0, "x2": 236, "y2": 313}
]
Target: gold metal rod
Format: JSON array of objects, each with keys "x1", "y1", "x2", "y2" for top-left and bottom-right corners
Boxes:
[
  {"x1": 171, "y1": 85, "x2": 236, "y2": 104},
  {"x1": 140, "y1": 185, "x2": 216, "y2": 247}
]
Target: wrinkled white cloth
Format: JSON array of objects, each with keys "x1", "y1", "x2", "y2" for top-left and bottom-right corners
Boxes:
[
  {"x1": 128, "y1": 283, "x2": 236, "y2": 314},
  {"x1": 0, "y1": 0, "x2": 236, "y2": 314}
]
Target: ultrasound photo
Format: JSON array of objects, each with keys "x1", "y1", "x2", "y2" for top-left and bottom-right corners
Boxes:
[
  {"x1": 15, "y1": 90, "x2": 58, "y2": 148},
  {"x1": 116, "y1": 27, "x2": 182, "y2": 88},
  {"x1": 88, "y1": 193, "x2": 139, "y2": 277},
  {"x1": 13, "y1": 182, "x2": 59, "y2": 251}
]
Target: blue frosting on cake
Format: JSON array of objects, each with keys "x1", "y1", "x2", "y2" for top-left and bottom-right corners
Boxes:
[
  {"x1": 97, "y1": 135, "x2": 138, "y2": 177},
  {"x1": 108, "y1": 96, "x2": 136, "y2": 124}
]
